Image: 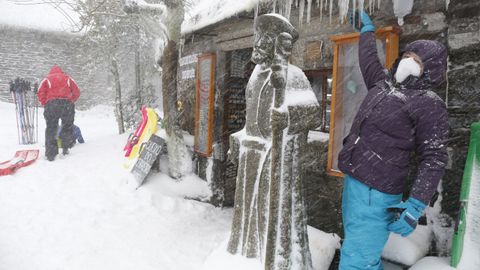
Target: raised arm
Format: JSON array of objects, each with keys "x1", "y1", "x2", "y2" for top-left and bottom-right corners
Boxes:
[
  {"x1": 350, "y1": 11, "x2": 387, "y2": 90},
  {"x1": 359, "y1": 32, "x2": 387, "y2": 89}
]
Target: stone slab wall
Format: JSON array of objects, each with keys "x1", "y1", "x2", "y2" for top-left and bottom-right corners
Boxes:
[
  {"x1": 443, "y1": 0, "x2": 480, "y2": 220},
  {"x1": 0, "y1": 25, "x2": 113, "y2": 109}
]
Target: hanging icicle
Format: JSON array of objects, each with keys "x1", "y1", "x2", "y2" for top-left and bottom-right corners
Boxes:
[
  {"x1": 392, "y1": 0, "x2": 414, "y2": 26},
  {"x1": 299, "y1": 0, "x2": 305, "y2": 26},
  {"x1": 329, "y1": 0, "x2": 333, "y2": 24},
  {"x1": 319, "y1": 0, "x2": 323, "y2": 21},
  {"x1": 306, "y1": 0, "x2": 312, "y2": 23},
  {"x1": 273, "y1": 0, "x2": 277, "y2": 13},
  {"x1": 359, "y1": 0, "x2": 365, "y2": 14},
  {"x1": 353, "y1": 0, "x2": 357, "y2": 23},
  {"x1": 339, "y1": 0, "x2": 349, "y2": 24}
]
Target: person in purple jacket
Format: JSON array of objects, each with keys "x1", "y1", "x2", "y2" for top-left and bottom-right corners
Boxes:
[{"x1": 338, "y1": 12, "x2": 449, "y2": 269}]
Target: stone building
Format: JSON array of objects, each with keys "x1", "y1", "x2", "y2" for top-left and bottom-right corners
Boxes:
[{"x1": 178, "y1": 0, "x2": 480, "y2": 259}]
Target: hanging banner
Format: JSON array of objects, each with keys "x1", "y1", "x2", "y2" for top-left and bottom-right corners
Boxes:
[{"x1": 194, "y1": 53, "x2": 216, "y2": 156}]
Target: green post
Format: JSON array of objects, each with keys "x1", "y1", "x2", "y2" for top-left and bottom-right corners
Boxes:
[{"x1": 451, "y1": 122, "x2": 480, "y2": 266}]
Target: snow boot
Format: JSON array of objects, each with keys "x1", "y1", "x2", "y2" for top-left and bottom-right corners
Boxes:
[{"x1": 62, "y1": 148, "x2": 69, "y2": 155}]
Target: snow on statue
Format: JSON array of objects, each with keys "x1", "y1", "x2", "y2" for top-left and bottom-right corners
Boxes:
[{"x1": 227, "y1": 13, "x2": 321, "y2": 270}]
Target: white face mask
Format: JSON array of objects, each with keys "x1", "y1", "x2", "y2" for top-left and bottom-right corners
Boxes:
[{"x1": 394, "y1": 57, "x2": 422, "y2": 83}]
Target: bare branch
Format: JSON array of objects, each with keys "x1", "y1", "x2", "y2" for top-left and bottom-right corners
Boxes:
[{"x1": 124, "y1": 0, "x2": 166, "y2": 15}]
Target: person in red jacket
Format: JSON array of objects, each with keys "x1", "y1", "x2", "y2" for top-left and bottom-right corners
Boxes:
[{"x1": 37, "y1": 65, "x2": 80, "y2": 161}]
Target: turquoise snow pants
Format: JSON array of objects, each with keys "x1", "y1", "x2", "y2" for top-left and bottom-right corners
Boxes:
[{"x1": 339, "y1": 175, "x2": 402, "y2": 270}]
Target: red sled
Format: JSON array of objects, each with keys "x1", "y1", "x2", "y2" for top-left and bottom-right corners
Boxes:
[
  {"x1": 123, "y1": 106, "x2": 148, "y2": 157},
  {"x1": 0, "y1": 149, "x2": 39, "y2": 176}
]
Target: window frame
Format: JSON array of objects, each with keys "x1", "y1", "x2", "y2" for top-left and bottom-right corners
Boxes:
[
  {"x1": 326, "y1": 26, "x2": 400, "y2": 177},
  {"x1": 194, "y1": 53, "x2": 216, "y2": 157}
]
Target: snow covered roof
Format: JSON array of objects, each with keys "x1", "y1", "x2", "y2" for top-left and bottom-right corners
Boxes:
[
  {"x1": 0, "y1": 0, "x2": 79, "y2": 32},
  {"x1": 182, "y1": 0, "x2": 260, "y2": 34}
]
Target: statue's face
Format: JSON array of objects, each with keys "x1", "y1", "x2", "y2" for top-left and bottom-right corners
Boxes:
[{"x1": 252, "y1": 31, "x2": 275, "y2": 65}]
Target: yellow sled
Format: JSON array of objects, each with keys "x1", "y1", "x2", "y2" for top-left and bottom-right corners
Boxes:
[{"x1": 123, "y1": 107, "x2": 158, "y2": 171}]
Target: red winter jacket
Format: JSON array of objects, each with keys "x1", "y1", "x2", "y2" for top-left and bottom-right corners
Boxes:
[{"x1": 37, "y1": 66, "x2": 80, "y2": 106}]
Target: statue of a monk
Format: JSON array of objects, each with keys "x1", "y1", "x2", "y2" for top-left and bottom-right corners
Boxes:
[{"x1": 227, "y1": 14, "x2": 321, "y2": 270}]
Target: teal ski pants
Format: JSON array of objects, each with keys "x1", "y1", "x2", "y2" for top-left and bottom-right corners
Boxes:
[{"x1": 339, "y1": 175, "x2": 402, "y2": 270}]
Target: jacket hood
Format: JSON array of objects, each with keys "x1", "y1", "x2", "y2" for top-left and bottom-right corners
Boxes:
[
  {"x1": 392, "y1": 40, "x2": 447, "y2": 89},
  {"x1": 49, "y1": 65, "x2": 65, "y2": 75}
]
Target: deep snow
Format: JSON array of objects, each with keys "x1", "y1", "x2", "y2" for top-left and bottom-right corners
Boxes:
[{"x1": 0, "y1": 101, "x2": 232, "y2": 270}]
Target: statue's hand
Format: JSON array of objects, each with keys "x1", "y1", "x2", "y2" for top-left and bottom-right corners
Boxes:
[{"x1": 271, "y1": 108, "x2": 288, "y2": 131}]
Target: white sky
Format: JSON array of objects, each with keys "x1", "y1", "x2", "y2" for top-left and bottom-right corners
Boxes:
[{"x1": 0, "y1": 0, "x2": 79, "y2": 32}]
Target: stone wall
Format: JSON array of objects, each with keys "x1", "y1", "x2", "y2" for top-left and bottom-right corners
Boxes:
[
  {"x1": 0, "y1": 25, "x2": 114, "y2": 108},
  {"x1": 443, "y1": 0, "x2": 480, "y2": 220}
]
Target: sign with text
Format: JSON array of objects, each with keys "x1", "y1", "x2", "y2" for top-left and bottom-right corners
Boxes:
[
  {"x1": 131, "y1": 134, "x2": 165, "y2": 187},
  {"x1": 194, "y1": 53, "x2": 216, "y2": 157}
]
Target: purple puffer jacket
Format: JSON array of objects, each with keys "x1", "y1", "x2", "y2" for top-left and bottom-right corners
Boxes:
[{"x1": 338, "y1": 31, "x2": 449, "y2": 204}]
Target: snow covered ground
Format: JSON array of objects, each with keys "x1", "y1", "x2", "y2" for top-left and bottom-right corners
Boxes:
[
  {"x1": 0, "y1": 100, "x2": 474, "y2": 269},
  {"x1": 0, "y1": 101, "x2": 232, "y2": 270}
]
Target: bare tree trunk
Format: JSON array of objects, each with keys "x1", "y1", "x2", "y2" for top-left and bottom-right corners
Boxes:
[
  {"x1": 161, "y1": 40, "x2": 178, "y2": 136},
  {"x1": 111, "y1": 58, "x2": 125, "y2": 134},
  {"x1": 160, "y1": 2, "x2": 192, "y2": 179}
]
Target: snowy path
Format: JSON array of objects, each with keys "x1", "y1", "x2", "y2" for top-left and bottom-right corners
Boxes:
[{"x1": 0, "y1": 102, "x2": 232, "y2": 270}]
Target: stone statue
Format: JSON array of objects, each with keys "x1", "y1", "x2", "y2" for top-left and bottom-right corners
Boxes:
[{"x1": 227, "y1": 13, "x2": 321, "y2": 270}]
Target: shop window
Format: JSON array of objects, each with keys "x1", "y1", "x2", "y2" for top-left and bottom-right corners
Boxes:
[
  {"x1": 223, "y1": 48, "x2": 253, "y2": 207},
  {"x1": 224, "y1": 49, "x2": 253, "y2": 140},
  {"x1": 327, "y1": 27, "x2": 400, "y2": 177},
  {"x1": 306, "y1": 69, "x2": 332, "y2": 132}
]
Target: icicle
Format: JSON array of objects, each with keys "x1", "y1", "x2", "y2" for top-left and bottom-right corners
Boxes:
[
  {"x1": 307, "y1": 0, "x2": 312, "y2": 23},
  {"x1": 324, "y1": 0, "x2": 327, "y2": 11},
  {"x1": 377, "y1": 0, "x2": 380, "y2": 9},
  {"x1": 273, "y1": 0, "x2": 277, "y2": 13},
  {"x1": 316, "y1": 0, "x2": 319, "y2": 8},
  {"x1": 329, "y1": 0, "x2": 332, "y2": 24},
  {"x1": 339, "y1": 0, "x2": 349, "y2": 24},
  {"x1": 359, "y1": 0, "x2": 364, "y2": 16},
  {"x1": 393, "y1": 0, "x2": 413, "y2": 26},
  {"x1": 299, "y1": 0, "x2": 305, "y2": 26},
  {"x1": 353, "y1": 0, "x2": 356, "y2": 23},
  {"x1": 285, "y1": 0, "x2": 293, "y2": 20},
  {"x1": 320, "y1": 0, "x2": 323, "y2": 21}
]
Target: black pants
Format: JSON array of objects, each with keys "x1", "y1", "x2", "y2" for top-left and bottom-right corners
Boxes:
[{"x1": 44, "y1": 99, "x2": 75, "y2": 158}]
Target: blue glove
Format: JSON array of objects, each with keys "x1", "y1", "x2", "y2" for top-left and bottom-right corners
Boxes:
[
  {"x1": 349, "y1": 11, "x2": 375, "y2": 33},
  {"x1": 387, "y1": 197, "x2": 426, "y2": 237}
]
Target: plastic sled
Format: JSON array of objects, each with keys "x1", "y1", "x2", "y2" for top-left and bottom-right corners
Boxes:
[{"x1": 0, "y1": 149, "x2": 39, "y2": 176}]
